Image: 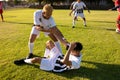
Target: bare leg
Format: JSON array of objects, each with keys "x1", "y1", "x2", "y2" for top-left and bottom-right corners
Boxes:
[
  {"x1": 31, "y1": 57, "x2": 42, "y2": 64},
  {"x1": 72, "y1": 16, "x2": 77, "y2": 28},
  {"x1": 24, "y1": 57, "x2": 42, "y2": 64},
  {"x1": 82, "y1": 17, "x2": 86, "y2": 26},
  {"x1": 0, "y1": 14, "x2": 4, "y2": 22},
  {"x1": 48, "y1": 33, "x2": 62, "y2": 53}
]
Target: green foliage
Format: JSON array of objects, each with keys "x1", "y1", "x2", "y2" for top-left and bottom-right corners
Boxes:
[
  {"x1": 14, "y1": 0, "x2": 21, "y2": 5},
  {"x1": 0, "y1": 8, "x2": 120, "y2": 80}
]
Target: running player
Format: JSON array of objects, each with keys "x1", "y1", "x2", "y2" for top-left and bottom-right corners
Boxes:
[{"x1": 109, "y1": 0, "x2": 120, "y2": 33}]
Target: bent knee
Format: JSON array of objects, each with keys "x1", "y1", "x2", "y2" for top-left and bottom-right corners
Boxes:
[{"x1": 117, "y1": 20, "x2": 120, "y2": 24}]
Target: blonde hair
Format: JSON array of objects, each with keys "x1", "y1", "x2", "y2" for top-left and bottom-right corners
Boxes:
[{"x1": 43, "y1": 4, "x2": 53, "y2": 14}]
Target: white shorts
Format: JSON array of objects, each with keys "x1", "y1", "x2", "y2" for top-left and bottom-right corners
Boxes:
[
  {"x1": 40, "y1": 47, "x2": 61, "y2": 71},
  {"x1": 74, "y1": 13, "x2": 85, "y2": 18},
  {"x1": 40, "y1": 58, "x2": 53, "y2": 71},
  {"x1": 30, "y1": 26, "x2": 50, "y2": 36}
]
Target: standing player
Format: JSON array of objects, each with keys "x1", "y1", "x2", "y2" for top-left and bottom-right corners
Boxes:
[
  {"x1": 0, "y1": 1, "x2": 4, "y2": 22},
  {"x1": 109, "y1": 0, "x2": 120, "y2": 33},
  {"x1": 69, "y1": 0, "x2": 90, "y2": 28},
  {"x1": 27, "y1": 4, "x2": 69, "y2": 59}
]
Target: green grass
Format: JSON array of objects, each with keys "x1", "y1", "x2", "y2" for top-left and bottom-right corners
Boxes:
[{"x1": 0, "y1": 8, "x2": 120, "y2": 80}]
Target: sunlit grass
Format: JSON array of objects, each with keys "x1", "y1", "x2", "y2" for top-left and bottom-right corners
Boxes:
[{"x1": 0, "y1": 8, "x2": 119, "y2": 80}]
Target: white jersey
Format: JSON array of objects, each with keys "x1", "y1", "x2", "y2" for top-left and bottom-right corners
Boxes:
[
  {"x1": 53, "y1": 53, "x2": 82, "y2": 72},
  {"x1": 34, "y1": 10, "x2": 56, "y2": 30},
  {"x1": 40, "y1": 46, "x2": 62, "y2": 71},
  {"x1": 71, "y1": 1, "x2": 76, "y2": 7},
  {"x1": 69, "y1": 54, "x2": 82, "y2": 69},
  {"x1": 73, "y1": 1, "x2": 86, "y2": 13}
]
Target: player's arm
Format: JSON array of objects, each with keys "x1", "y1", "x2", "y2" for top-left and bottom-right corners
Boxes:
[
  {"x1": 61, "y1": 42, "x2": 76, "y2": 67},
  {"x1": 69, "y1": 3, "x2": 76, "y2": 16},
  {"x1": 70, "y1": 4, "x2": 73, "y2": 10},
  {"x1": 50, "y1": 26, "x2": 69, "y2": 46},
  {"x1": 84, "y1": 6, "x2": 90, "y2": 13},
  {"x1": 69, "y1": 9, "x2": 75, "y2": 16}
]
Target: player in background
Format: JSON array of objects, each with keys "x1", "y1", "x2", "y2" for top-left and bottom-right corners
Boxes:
[
  {"x1": 27, "y1": 4, "x2": 69, "y2": 59},
  {"x1": 109, "y1": 0, "x2": 120, "y2": 33},
  {"x1": 0, "y1": 1, "x2": 4, "y2": 22},
  {"x1": 69, "y1": 0, "x2": 90, "y2": 28}
]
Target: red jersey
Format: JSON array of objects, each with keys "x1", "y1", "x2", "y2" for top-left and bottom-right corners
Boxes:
[
  {"x1": 115, "y1": 0, "x2": 120, "y2": 12},
  {"x1": 0, "y1": 2, "x2": 3, "y2": 9},
  {"x1": 115, "y1": 0, "x2": 120, "y2": 6}
]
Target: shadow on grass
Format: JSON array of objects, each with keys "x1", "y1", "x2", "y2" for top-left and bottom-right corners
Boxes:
[
  {"x1": 89, "y1": 20, "x2": 115, "y2": 23},
  {"x1": 57, "y1": 24, "x2": 87, "y2": 29},
  {"x1": 106, "y1": 28, "x2": 116, "y2": 31},
  {"x1": 4, "y1": 21, "x2": 33, "y2": 25},
  {"x1": 14, "y1": 58, "x2": 120, "y2": 80},
  {"x1": 53, "y1": 60, "x2": 120, "y2": 80}
]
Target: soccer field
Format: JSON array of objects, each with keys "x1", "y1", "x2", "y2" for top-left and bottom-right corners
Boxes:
[{"x1": 0, "y1": 8, "x2": 120, "y2": 80}]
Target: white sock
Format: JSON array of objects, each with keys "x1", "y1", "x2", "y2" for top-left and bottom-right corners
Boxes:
[
  {"x1": 72, "y1": 20, "x2": 75, "y2": 26},
  {"x1": 54, "y1": 41, "x2": 62, "y2": 54},
  {"x1": 24, "y1": 59, "x2": 33, "y2": 64},
  {"x1": 83, "y1": 21, "x2": 86, "y2": 25},
  {"x1": 28, "y1": 43, "x2": 34, "y2": 53}
]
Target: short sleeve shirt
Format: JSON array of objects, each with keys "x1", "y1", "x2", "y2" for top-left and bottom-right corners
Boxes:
[
  {"x1": 69, "y1": 54, "x2": 82, "y2": 69},
  {"x1": 73, "y1": 1, "x2": 86, "y2": 13},
  {"x1": 34, "y1": 10, "x2": 56, "y2": 30}
]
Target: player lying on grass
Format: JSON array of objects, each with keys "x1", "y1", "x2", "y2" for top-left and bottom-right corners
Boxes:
[
  {"x1": 109, "y1": 0, "x2": 120, "y2": 33},
  {"x1": 27, "y1": 4, "x2": 69, "y2": 59},
  {"x1": 14, "y1": 40, "x2": 83, "y2": 72}
]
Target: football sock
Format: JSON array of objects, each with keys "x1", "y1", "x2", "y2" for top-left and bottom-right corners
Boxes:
[
  {"x1": 54, "y1": 41, "x2": 62, "y2": 54},
  {"x1": 28, "y1": 43, "x2": 34, "y2": 53},
  {"x1": 72, "y1": 20, "x2": 75, "y2": 26},
  {"x1": 24, "y1": 59, "x2": 33, "y2": 64},
  {"x1": 83, "y1": 21, "x2": 86, "y2": 25}
]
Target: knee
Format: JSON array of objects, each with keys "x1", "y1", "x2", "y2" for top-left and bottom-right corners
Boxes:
[{"x1": 31, "y1": 57, "x2": 39, "y2": 63}]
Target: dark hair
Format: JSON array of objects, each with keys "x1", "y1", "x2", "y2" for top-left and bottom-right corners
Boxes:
[
  {"x1": 73, "y1": 42, "x2": 83, "y2": 51},
  {"x1": 66, "y1": 42, "x2": 83, "y2": 51}
]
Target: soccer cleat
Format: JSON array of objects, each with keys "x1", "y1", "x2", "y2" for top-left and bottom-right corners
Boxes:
[
  {"x1": 116, "y1": 28, "x2": 120, "y2": 34},
  {"x1": 14, "y1": 58, "x2": 26, "y2": 65},
  {"x1": 26, "y1": 53, "x2": 33, "y2": 59},
  {"x1": 72, "y1": 26, "x2": 75, "y2": 28}
]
